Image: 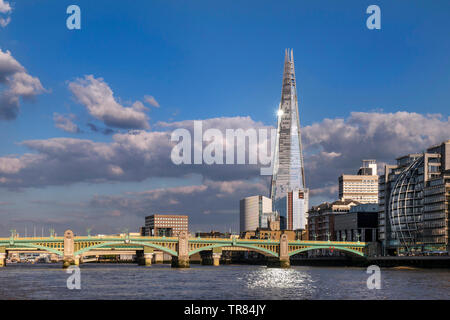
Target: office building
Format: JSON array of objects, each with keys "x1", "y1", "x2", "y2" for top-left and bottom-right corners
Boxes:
[
  {"x1": 339, "y1": 160, "x2": 378, "y2": 204},
  {"x1": 143, "y1": 214, "x2": 188, "y2": 237},
  {"x1": 307, "y1": 199, "x2": 360, "y2": 241},
  {"x1": 271, "y1": 49, "x2": 309, "y2": 231},
  {"x1": 379, "y1": 140, "x2": 449, "y2": 255},
  {"x1": 334, "y1": 204, "x2": 378, "y2": 242},
  {"x1": 240, "y1": 195, "x2": 276, "y2": 233}
]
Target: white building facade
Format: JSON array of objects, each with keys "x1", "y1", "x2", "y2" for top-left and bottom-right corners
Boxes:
[
  {"x1": 240, "y1": 195, "x2": 273, "y2": 233},
  {"x1": 339, "y1": 160, "x2": 379, "y2": 204}
]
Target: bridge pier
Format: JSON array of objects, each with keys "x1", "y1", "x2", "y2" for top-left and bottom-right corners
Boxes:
[
  {"x1": 63, "y1": 257, "x2": 76, "y2": 268},
  {"x1": 153, "y1": 251, "x2": 164, "y2": 264},
  {"x1": 212, "y1": 253, "x2": 221, "y2": 266},
  {"x1": 137, "y1": 247, "x2": 154, "y2": 266},
  {"x1": 172, "y1": 231, "x2": 189, "y2": 268},
  {"x1": 200, "y1": 248, "x2": 222, "y2": 266},
  {"x1": 144, "y1": 253, "x2": 153, "y2": 266},
  {"x1": 267, "y1": 257, "x2": 289, "y2": 268},
  {"x1": 279, "y1": 234, "x2": 290, "y2": 268},
  {"x1": 62, "y1": 230, "x2": 75, "y2": 268},
  {"x1": 279, "y1": 257, "x2": 290, "y2": 268},
  {"x1": 50, "y1": 254, "x2": 59, "y2": 263},
  {"x1": 212, "y1": 247, "x2": 222, "y2": 266},
  {"x1": 267, "y1": 234, "x2": 290, "y2": 268},
  {"x1": 171, "y1": 256, "x2": 189, "y2": 268},
  {"x1": 0, "y1": 247, "x2": 6, "y2": 267}
]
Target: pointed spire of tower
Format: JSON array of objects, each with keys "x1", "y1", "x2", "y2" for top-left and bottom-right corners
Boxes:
[{"x1": 271, "y1": 49, "x2": 308, "y2": 231}]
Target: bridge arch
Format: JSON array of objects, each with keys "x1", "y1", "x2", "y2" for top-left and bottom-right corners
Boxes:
[
  {"x1": 189, "y1": 243, "x2": 279, "y2": 258},
  {"x1": 74, "y1": 241, "x2": 178, "y2": 257},
  {"x1": 7, "y1": 243, "x2": 64, "y2": 256},
  {"x1": 288, "y1": 246, "x2": 365, "y2": 257}
]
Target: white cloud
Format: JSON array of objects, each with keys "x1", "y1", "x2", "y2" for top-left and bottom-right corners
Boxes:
[
  {"x1": 0, "y1": 111, "x2": 448, "y2": 203},
  {"x1": 0, "y1": 16, "x2": 10, "y2": 27},
  {"x1": 53, "y1": 113, "x2": 80, "y2": 133},
  {"x1": 0, "y1": 0, "x2": 11, "y2": 13},
  {"x1": 88, "y1": 179, "x2": 268, "y2": 228},
  {"x1": 0, "y1": 111, "x2": 448, "y2": 232},
  {"x1": 144, "y1": 95, "x2": 160, "y2": 108},
  {"x1": 69, "y1": 75, "x2": 150, "y2": 129},
  {"x1": 0, "y1": 0, "x2": 12, "y2": 27},
  {"x1": 0, "y1": 157, "x2": 25, "y2": 174},
  {"x1": 0, "y1": 49, "x2": 45, "y2": 120},
  {"x1": 302, "y1": 111, "x2": 450, "y2": 200}
]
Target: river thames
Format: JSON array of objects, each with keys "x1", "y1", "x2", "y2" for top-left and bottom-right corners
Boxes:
[{"x1": 0, "y1": 264, "x2": 448, "y2": 300}]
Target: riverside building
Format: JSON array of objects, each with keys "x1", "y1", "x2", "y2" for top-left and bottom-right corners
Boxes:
[
  {"x1": 378, "y1": 140, "x2": 450, "y2": 255},
  {"x1": 142, "y1": 214, "x2": 189, "y2": 237},
  {"x1": 307, "y1": 199, "x2": 360, "y2": 241},
  {"x1": 240, "y1": 195, "x2": 277, "y2": 233},
  {"x1": 339, "y1": 160, "x2": 378, "y2": 204},
  {"x1": 334, "y1": 203, "x2": 378, "y2": 242}
]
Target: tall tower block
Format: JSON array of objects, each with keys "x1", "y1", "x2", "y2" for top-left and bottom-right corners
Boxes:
[{"x1": 270, "y1": 49, "x2": 309, "y2": 231}]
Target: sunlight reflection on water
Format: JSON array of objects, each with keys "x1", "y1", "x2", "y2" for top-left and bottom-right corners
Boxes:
[
  {"x1": 244, "y1": 268, "x2": 314, "y2": 290},
  {"x1": 0, "y1": 264, "x2": 448, "y2": 300}
]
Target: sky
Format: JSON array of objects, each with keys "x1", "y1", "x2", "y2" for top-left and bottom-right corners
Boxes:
[{"x1": 0, "y1": 0, "x2": 449, "y2": 237}]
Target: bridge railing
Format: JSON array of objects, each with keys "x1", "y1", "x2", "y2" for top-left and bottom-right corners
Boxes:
[
  {"x1": 0, "y1": 237, "x2": 65, "y2": 241},
  {"x1": 73, "y1": 235, "x2": 179, "y2": 241},
  {"x1": 291, "y1": 240, "x2": 366, "y2": 246}
]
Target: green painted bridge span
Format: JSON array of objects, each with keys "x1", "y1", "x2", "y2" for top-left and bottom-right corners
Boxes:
[{"x1": 0, "y1": 233, "x2": 367, "y2": 258}]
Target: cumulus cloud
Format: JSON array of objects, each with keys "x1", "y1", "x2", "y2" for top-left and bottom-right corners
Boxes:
[
  {"x1": 0, "y1": 111, "x2": 449, "y2": 205},
  {"x1": 0, "y1": 111, "x2": 449, "y2": 233},
  {"x1": 53, "y1": 113, "x2": 80, "y2": 133},
  {"x1": 0, "y1": 116, "x2": 267, "y2": 189},
  {"x1": 156, "y1": 116, "x2": 267, "y2": 131},
  {"x1": 0, "y1": 0, "x2": 11, "y2": 13},
  {"x1": 0, "y1": 49, "x2": 45, "y2": 120},
  {"x1": 0, "y1": 0, "x2": 12, "y2": 27},
  {"x1": 301, "y1": 111, "x2": 450, "y2": 199},
  {"x1": 144, "y1": 95, "x2": 160, "y2": 108},
  {"x1": 69, "y1": 75, "x2": 150, "y2": 129},
  {"x1": 88, "y1": 179, "x2": 268, "y2": 230}
]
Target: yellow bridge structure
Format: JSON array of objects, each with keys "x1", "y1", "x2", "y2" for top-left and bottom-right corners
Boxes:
[{"x1": 0, "y1": 230, "x2": 368, "y2": 268}]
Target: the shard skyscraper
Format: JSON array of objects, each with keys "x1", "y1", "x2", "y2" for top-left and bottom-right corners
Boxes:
[{"x1": 270, "y1": 49, "x2": 309, "y2": 231}]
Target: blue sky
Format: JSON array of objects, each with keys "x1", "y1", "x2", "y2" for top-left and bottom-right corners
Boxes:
[{"x1": 0, "y1": 0, "x2": 449, "y2": 236}]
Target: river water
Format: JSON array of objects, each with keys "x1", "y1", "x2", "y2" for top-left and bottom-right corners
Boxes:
[{"x1": 0, "y1": 264, "x2": 448, "y2": 300}]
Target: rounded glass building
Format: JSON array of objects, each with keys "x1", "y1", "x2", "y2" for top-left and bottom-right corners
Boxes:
[{"x1": 388, "y1": 156, "x2": 424, "y2": 253}]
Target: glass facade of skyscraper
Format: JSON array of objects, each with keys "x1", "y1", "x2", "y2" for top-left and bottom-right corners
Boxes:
[{"x1": 270, "y1": 49, "x2": 308, "y2": 231}]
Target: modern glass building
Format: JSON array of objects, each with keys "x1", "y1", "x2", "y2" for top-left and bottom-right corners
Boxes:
[
  {"x1": 379, "y1": 140, "x2": 450, "y2": 255},
  {"x1": 270, "y1": 49, "x2": 308, "y2": 231}
]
